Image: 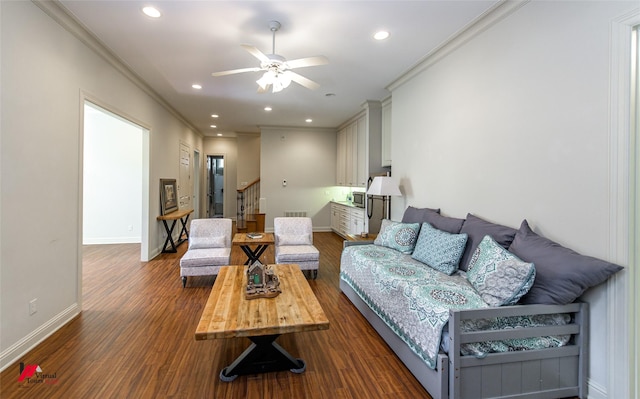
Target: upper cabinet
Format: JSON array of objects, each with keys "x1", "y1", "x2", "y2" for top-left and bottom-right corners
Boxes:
[
  {"x1": 381, "y1": 97, "x2": 392, "y2": 167},
  {"x1": 337, "y1": 115, "x2": 365, "y2": 187},
  {"x1": 336, "y1": 100, "x2": 386, "y2": 187}
]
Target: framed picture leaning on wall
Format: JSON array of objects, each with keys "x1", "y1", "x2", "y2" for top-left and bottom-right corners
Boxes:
[{"x1": 160, "y1": 178, "x2": 178, "y2": 215}]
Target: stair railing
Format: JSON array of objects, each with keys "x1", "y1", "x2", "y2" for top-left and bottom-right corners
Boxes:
[{"x1": 236, "y1": 178, "x2": 260, "y2": 230}]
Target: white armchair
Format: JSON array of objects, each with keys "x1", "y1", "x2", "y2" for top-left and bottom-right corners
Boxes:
[
  {"x1": 179, "y1": 218, "x2": 232, "y2": 287},
  {"x1": 274, "y1": 217, "x2": 319, "y2": 279}
]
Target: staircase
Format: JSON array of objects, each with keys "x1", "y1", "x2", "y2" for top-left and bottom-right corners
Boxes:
[{"x1": 237, "y1": 179, "x2": 265, "y2": 232}]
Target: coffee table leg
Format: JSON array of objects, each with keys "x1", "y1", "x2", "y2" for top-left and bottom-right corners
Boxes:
[{"x1": 219, "y1": 334, "x2": 305, "y2": 381}]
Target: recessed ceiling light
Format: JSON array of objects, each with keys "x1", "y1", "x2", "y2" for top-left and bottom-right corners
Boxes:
[
  {"x1": 210, "y1": 125, "x2": 217, "y2": 128},
  {"x1": 142, "y1": 6, "x2": 161, "y2": 18},
  {"x1": 211, "y1": 114, "x2": 219, "y2": 118},
  {"x1": 305, "y1": 118, "x2": 313, "y2": 123},
  {"x1": 374, "y1": 30, "x2": 390, "y2": 40},
  {"x1": 264, "y1": 106, "x2": 272, "y2": 112},
  {"x1": 192, "y1": 84, "x2": 202, "y2": 89},
  {"x1": 217, "y1": 133, "x2": 222, "y2": 137}
]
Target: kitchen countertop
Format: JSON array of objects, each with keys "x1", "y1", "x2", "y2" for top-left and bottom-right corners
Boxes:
[{"x1": 331, "y1": 200, "x2": 364, "y2": 209}]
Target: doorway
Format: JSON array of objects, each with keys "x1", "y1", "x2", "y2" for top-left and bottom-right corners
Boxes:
[
  {"x1": 82, "y1": 100, "x2": 150, "y2": 261},
  {"x1": 207, "y1": 155, "x2": 224, "y2": 218}
]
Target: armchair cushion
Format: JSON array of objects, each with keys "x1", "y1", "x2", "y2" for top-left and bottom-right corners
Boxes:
[
  {"x1": 276, "y1": 245, "x2": 320, "y2": 263},
  {"x1": 179, "y1": 247, "x2": 231, "y2": 268}
]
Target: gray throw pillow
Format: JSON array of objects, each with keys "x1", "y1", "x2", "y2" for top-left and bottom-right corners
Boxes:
[
  {"x1": 401, "y1": 206, "x2": 441, "y2": 223},
  {"x1": 458, "y1": 214, "x2": 517, "y2": 271},
  {"x1": 509, "y1": 220, "x2": 623, "y2": 305},
  {"x1": 412, "y1": 211, "x2": 465, "y2": 234}
]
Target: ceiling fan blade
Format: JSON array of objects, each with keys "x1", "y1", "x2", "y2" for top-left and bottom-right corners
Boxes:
[
  {"x1": 287, "y1": 71, "x2": 320, "y2": 90},
  {"x1": 285, "y1": 56, "x2": 329, "y2": 69},
  {"x1": 211, "y1": 67, "x2": 261, "y2": 77},
  {"x1": 241, "y1": 44, "x2": 270, "y2": 64}
]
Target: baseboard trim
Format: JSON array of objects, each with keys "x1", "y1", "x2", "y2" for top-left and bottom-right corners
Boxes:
[
  {"x1": 0, "y1": 303, "x2": 80, "y2": 372},
  {"x1": 83, "y1": 237, "x2": 141, "y2": 245},
  {"x1": 587, "y1": 378, "x2": 607, "y2": 399}
]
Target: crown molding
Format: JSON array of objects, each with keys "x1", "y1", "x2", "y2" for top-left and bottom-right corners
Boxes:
[
  {"x1": 387, "y1": 0, "x2": 529, "y2": 92},
  {"x1": 31, "y1": 0, "x2": 202, "y2": 137}
]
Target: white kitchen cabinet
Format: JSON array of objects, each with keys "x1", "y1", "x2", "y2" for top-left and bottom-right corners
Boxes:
[
  {"x1": 350, "y1": 207, "x2": 365, "y2": 236},
  {"x1": 381, "y1": 98, "x2": 392, "y2": 167},
  {"x1": 336, "y1": 100, "x2": 387, "y2": 187},
  {"x1": 355, "y1": 116, "x2": 367, "y2": 187},
  {"x1": 331, "y1": 202, "x2": 365, "y2": 238},
  {"x1": 336, "y1": 129, "x2": 346, "y2": 186},
  {"x1": 330, "y1": 204, "x2": 341, "y2": 232}
]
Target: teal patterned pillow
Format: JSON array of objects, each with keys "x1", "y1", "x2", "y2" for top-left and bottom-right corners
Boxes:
[
  {"x1": 374, "y1": 219, "x2": 420, "y2": 254},
  {"x1": 411, "y1": 222, "x2": 468, "y2": 275},
  {"x1": 466, "y1": 235, "x2": 536, "y2": 307}
]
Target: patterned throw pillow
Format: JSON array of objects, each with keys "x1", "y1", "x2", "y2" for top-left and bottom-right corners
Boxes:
[
  {"x1": 374, "y1": 219, "x2": 420, "y2": 254},
  {"x1": 466, "y1": 235, "x2": 536, "y2": 307},
  {"x1": 411, "y1": 222, "x2": 468, "y2": 275}
]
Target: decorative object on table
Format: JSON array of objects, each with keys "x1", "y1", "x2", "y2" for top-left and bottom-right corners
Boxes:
[
  {"x1": 366, "y1": 175, "x2": 402, "y2": 220},
  {"x1": 247, "y1": 232, "x2": 263, "y2": 239},
  {"x1": 245, "y1": 261, "x2": 281, "y2": 299},
  {"x1": 159, "y1": 178, "x2": 179, "y2": 215}
]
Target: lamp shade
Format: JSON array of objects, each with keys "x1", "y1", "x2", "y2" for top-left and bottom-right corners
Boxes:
[{"x1": 366, "y1": 176, "x2": 401, "y2": 196}]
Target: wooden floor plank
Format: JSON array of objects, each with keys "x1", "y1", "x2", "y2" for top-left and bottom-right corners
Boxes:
[{"x1": 0, "y1": 232, "x2": 431, "y2": 398}]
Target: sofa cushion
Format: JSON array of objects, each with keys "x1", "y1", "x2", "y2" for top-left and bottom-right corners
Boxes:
[
  {"x1": 374, "y1": 219, "x2": 420, "y2": 254},
  {"x1": 509, "y1": 220, "x2": 623, "y2": 305},
  {"x1": 277, "y1": 233, "x2": 312, "y2": 245},
  {"x1": 458, "y1": 214, "x2": 518, "y2": 271},
  {"x1": 466, "y1": 235, "x2": 536, "y2": 306},
  {"x1": 401, "y1": 206, "x2": 440, "y2": 223},
  {"x1": 411, "y1": 222, "x2": 468, "y2": 275},
  {"x1": 189, "y1": 235, "x2": 226, "y2": 249}
]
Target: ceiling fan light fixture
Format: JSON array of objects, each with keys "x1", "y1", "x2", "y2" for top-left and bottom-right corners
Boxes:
[{"x1": 257, "y1": 70, "x2": 292, "y2": 93}]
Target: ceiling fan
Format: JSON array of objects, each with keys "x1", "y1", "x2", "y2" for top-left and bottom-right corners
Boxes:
[{"x1": 211, "y1": 21, "x2": 328, "y2": 93}]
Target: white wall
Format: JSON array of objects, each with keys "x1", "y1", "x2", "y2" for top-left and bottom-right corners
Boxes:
[
  {"x1": 83, "y1": 103, "x2": 143, "y2": 244},
  {"x1": 237, "y1": 133, "x2": 261, "y2": 189},
  {"x1": 260, "y1": 127, "x2": 340, "y2": 231},
  {"x1": 389, "y1": 1, "x2": 638, "y2": 397},
  {"x1": 0, "y1": 1, "x2": 202, "y2": 370}
]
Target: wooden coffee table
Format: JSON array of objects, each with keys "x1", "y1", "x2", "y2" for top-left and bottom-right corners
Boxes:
[{"x1": 195, "y1": 264, "x2": 329, "y2": 381}]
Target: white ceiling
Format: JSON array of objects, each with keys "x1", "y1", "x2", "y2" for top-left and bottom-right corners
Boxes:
[{"x1": 59, "y1": 1, "x2": 499, "y2": 136}]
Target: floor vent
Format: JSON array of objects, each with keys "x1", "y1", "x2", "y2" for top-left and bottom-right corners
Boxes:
[{"x1": 284, "y1": 211, "x2": 307, "y2": 217}]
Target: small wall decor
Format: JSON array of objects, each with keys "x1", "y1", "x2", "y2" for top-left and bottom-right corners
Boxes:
[
  {"x1": 160, "y1": 178, "x2": 178, "y2": 215},
  {"x1": 246, "y1": 261, "x2": 281, "y2": 299}
]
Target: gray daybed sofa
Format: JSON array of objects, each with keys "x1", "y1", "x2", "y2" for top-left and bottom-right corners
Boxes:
[{"x1": 339, "y1": 207, "x2": 622, "y2": 399}]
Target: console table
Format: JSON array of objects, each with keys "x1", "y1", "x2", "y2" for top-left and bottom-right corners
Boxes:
[{"x1": 157, "y1": 209, "x2": 193, "y2": 253}]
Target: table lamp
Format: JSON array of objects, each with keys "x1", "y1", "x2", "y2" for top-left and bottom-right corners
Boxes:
[{"x1": 366, "y1": 176, "x2": 402, "y2": 220}]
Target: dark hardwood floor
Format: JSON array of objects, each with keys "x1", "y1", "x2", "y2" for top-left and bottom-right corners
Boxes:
[{"x1": 1, "y1": 232, "x2": 431, "y2": 398}]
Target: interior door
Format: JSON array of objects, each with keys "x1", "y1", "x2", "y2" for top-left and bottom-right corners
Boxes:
[
  {"x1": 178, "y1": 142, "x2": 192, "y2": 210},
  {"x1": 207, "y1": 155, "x2": 224, "y2": 217}
]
